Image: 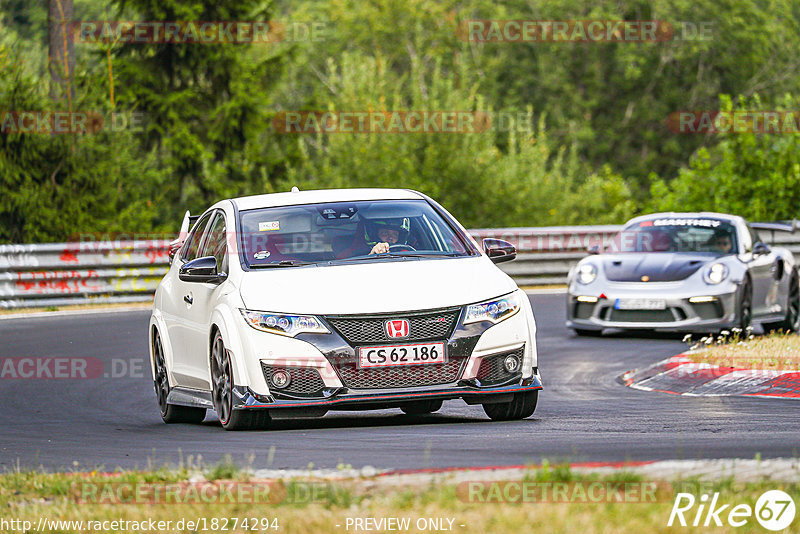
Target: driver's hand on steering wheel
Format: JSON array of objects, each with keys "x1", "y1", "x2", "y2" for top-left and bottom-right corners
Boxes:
[{"x1": 370, "y1": 242, "x2": 390, "y2": 254}]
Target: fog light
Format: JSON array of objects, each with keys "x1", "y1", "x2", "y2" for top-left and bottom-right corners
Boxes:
[
  {"x1": 689, "y1": 296, "x2": 717, "y2": 303},
  {"x1": 271, "y1": 370, "x2": 291, "y2": 389},
  {"x1": 503, "y1": 355, "x2": 521, "y2": 373}
]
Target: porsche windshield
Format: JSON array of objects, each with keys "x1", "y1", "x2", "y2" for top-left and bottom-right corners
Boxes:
[
  {"x1": 239, "y1": 199, "x2": 475, "y2": 267},
  {"x1": 607, "y1": 218, "x2": 738, "y2": 254}
]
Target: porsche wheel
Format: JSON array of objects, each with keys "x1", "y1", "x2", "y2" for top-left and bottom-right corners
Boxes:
[
  {"x1": 776, "y1": 270, "x2": 800, "y2": 333},
  {"x1": 211, "y1": 332, "x2": 270, "y2": 431},
  {"x1": 153, "y1": 330, "x2": 206, "y2": 424},
  {"x1": 483, "y1": 391, "x2": 538, "y2": 421},
  {"x1": 737, "y1": 278, "x2": 752, "y2": 332}
]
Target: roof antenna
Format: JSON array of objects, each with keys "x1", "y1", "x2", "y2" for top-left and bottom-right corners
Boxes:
[{"x1": 291, "y1": 186, "x2": 300, "y2": 193}]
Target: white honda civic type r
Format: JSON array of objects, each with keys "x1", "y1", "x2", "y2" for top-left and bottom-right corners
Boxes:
[{"x1": 149, "y1": 188, "x2": 541, "y2": 430}]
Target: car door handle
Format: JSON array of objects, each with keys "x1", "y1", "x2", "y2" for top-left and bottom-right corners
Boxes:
[{"x1": 184, "y1": 295, "x2": 193, "y2": 305}]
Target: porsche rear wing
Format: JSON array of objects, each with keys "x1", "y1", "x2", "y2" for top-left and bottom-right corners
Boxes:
[{"x1": 751, "y1": 219, "x2": 799, "y2": 244}]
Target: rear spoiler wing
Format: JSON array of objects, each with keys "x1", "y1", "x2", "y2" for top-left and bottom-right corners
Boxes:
[
  {"x1": 750, "y1": 219, "x2": 799, "y2": 243},
  {"x1": 170, "y1": 211, "x2": 201, "y2": 264},
  {"x1": 178, "y1": 211, "x2": 201, "y2": 235}
]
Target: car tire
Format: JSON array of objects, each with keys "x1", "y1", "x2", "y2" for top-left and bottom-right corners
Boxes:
[
  {"x1": 153, "y1": 330, "x2": 206, "y2": 424},
  {"x1": 400, "y1": 399, "x2": 443, "y2": 415},
  {"x1": 482, "y1": 391, "x2": 538, "y2": 421},
  {"x1": 774, "y1": 269, "x2": 800, "y2": 333},
  {"x1": 573, "y1": 328, "x2": 602, "y2": 337},
  {"x1": 737, "y1": 278, "x2": 753, "y2": 332},
  {"x1": 211, "y1": 331, "x2": 270, "y2": 431}
]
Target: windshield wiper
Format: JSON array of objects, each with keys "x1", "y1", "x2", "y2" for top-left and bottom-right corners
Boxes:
[
  {"x1": 380, "y1": 252, "x2": 463, "y2": 259},
  {"x1": 332, "y1": 252, "x2": 462, "y2": 263},
  {"x1": 250, "y1": 260, "x2": 316, "y2": 268}
]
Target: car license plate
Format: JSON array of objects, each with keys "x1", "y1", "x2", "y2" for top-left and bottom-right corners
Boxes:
[
  {"x1": 358, "y1": 342, "x2": 446, "y2": 368},
  {"x1": 614, "y1": 298, "x2": 667, "y2": 310}
]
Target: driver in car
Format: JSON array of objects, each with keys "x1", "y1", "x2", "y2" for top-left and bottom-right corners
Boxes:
[
  {"x1": 333, "y1": 218, "x2": 413, "y2": 259},
  {"x1": 708, "y1": 231, "x2": 735, "y2": 254},
  {"x1": 370, "y1": 224, "x2": 402, "y2": 254}
]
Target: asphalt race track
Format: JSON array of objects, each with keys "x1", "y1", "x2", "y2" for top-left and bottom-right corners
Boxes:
[{"x1": 2, "y1": 292, "x2": 799, "y2": 472}]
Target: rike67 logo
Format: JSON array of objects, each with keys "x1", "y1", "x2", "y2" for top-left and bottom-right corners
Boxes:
[{"x1": 668, "y1": 490, "x2": 796, "y2": 530}]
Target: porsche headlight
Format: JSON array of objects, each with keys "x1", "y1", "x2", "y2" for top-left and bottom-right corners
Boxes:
[
  {"x1": 704, "y1": 263, "x2": 729, "y2": 285},
  {"x1": 577, "y1": 263, "x2": 598, "y2": 285},
  {"x1": 240, "y1": 309, "x2": 330, "y2": 336},
  {"x1": 464, "y1": 293, "x2": 520, "y2": 325}
]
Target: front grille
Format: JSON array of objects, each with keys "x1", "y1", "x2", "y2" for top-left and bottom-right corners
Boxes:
[
  {"x1": 573, "y1": 302, "x2": 595, "y2": 320},
  {"x1": 325, "y1": 307, "x2": 461, "y2": 345},
  {"x1": 693, "y1": 301, "x2": 723, "y2": 320},
  {"x1": 608, "y1": 309, "x2": 675, "y2": 323},
  {"x1": 477, "y1": 346, "x2": 525, "y2": 385},
  {"x1": 335, "y1": 359, "x2": 464, "y2": 389},
  {"x1": 261, "y1": 364, "x2": 326, "y2": 397}
]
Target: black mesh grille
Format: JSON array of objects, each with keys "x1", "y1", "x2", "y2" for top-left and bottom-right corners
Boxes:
[
  {"x1": 573, "y1": 302, "x2": 595, "y2": 320},
  {"x1": 477, "y1": 346, "x2": 525, "y2": 385},
  {"x1": 325, "y1": 308, "x2": 460, "y2": 345},
  {"x1": 693, "y1": 301, "x2": 723, "y2": 320},
  {"x1": 335, "y1": 359, "x2": 464, "y2": 389},
  {"x1": 261, "y1": 364, "x2": 326, "y2": 397},
  {"x1": 609, "y1": 309, "x2": 675, "y2": 323}
]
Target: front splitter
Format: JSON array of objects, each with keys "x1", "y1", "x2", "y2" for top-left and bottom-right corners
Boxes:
[{"x1": 232, "y1": 378, "x2": 542, "y2": 410}]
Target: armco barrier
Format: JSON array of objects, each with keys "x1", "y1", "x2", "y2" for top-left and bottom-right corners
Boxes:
[
  {"x1": 3, "y1": 225, "x2": 800, "y2": 308},
  {"x1": 0, "y1": 240, "x2": 170, "y2": 308}
]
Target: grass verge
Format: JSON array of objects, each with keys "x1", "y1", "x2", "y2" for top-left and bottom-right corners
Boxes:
[
  {"x1": 685, "y1": 331, "x2": 800, "y2": 371},
  {"x1": 1, "y1": 463, "x2": 798, "y2": 533}
]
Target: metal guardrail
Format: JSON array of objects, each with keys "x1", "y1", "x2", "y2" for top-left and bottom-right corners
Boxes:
[{"x1": 3, "y1": 225, "x2": 800, "y2": 308}]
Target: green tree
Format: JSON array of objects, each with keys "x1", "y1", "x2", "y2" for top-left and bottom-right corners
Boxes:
[{"x1": 648, "y1": 95, "x2": 800, "y2": 221}]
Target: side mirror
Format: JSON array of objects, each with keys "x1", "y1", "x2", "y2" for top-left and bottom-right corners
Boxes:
[
  {"x1": 587, "y1": 244, "x2": 600, "y2": 255},
  {"x1": 179, "y1": 256, "x2": 226, "y2": 284},
  {"x1": 483, "y1": 238, "x2": 516, "y2": 264},
  {"x1": 753, "y1": 242, "x2": 771, "y2": 256}
]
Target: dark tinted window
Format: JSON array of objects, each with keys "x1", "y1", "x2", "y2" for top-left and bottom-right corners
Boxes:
[
  {"x1": 607, "y1": 217, "x2": 738, "y2": 255},
  {"x1": 181, "y1": 212, "x2": 213, "y2": 262},
  {"x1": 200, "y1": 212, "x2": 228, "y2": 273},
  {"x1": 239, "y1": 199, "x2": 474, "y2": 267}
]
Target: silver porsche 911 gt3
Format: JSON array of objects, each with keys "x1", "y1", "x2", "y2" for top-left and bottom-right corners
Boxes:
[{"x1": 566, "y1": 212, "x2": 800, "y2": 335}]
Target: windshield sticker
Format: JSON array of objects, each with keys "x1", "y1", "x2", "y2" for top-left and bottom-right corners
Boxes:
[
  {"x1": 319, "y1": 206, "x2": 358, "y2": 220},
  {"x1": 650, "y1": 218, "x2": 722, "y2": 228},
  {"x1": 258, "y1": 221, "x2": 280, "y2": 232},
  {"x1": 253, "y1": 250, "x2": 271, "y2": 260}
]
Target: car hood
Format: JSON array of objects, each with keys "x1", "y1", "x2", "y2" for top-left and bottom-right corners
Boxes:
[
  {"x1": 601, "y1": 253, "x2": 717, "y2": 282},
  {"x1": 238, "y1": 256, "x2": 517, "y2": 314}
]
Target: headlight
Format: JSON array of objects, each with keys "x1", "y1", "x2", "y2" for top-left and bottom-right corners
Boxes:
[
  {"x1": 464, "y1": 293, "x2": 520, "y2": 324},
  {"x1": 239, "y1": 309, "x2": 330, "y2": 336},
  {"x1": 704, "y1": 263, "x2": 729, "y2": 285},
  {"x1": 577, "y1": 263, "x2": 598, "y2": 285}
]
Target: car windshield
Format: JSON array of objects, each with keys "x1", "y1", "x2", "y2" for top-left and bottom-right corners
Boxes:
[
  {"x1": 239, "y1": 199, "x2": 475, "y2": 267},
  {"x1": 606, "y1": 217, "x2": 739, "y2": 254}
]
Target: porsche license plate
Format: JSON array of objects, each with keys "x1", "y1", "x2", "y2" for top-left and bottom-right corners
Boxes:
[
  {"x1": 614, "y1": 298, "x2": 667, "y2": 310},
  {"x1": 358, "y1": 342, "x2": 446, "y2": 368}
]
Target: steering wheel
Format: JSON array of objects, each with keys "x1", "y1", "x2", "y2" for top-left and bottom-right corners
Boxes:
[{"x1": 389, "y1": 244, "x2": 417, "y2": 252}]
